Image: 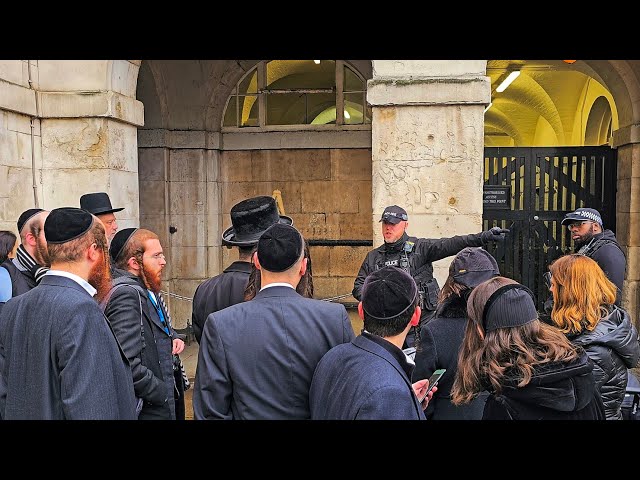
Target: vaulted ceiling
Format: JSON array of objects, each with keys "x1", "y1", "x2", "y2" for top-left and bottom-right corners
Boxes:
[{"x1": 485, "y1": 60, "x2": 616, "y2": 147}]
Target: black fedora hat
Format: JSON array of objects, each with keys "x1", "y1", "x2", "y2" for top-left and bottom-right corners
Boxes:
[
  {"x1": 222, "y1": 196, "x2": 293, "y2": 247},
  {"x1": 80, "y1": 192, "x2": 124, "y2": 216}
]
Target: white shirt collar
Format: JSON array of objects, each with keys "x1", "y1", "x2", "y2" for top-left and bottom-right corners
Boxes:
[
  {"x1": 260, "y1": 282, "x2": 295, "y2": 292},
  {"x1": 44, "y1": 270, "x2": 97, "y2": 297}
]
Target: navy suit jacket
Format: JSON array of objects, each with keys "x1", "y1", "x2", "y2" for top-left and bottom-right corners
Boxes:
[
  {"x1": 309, "y1": 335, "x2": 426, "y2": 420},
  {"x1": 0, "y1": 275, "x2": 137, "y2": 419},
  {"x1": 193, "y1": 285, "x2": 355, "y2": 419}
]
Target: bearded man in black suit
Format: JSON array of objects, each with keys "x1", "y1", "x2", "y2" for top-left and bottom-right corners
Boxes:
[{"x1": 0, "y1": 207, "x2": 136, "y2": 420}]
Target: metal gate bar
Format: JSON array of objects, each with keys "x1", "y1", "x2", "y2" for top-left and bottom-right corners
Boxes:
[{"x1": 483, "y1": 146, "x2": 617, "y2": 310}]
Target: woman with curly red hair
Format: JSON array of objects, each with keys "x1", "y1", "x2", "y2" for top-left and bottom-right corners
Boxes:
[{"x1": 549, "y1": 254, "x2": 640, "y2": 419}]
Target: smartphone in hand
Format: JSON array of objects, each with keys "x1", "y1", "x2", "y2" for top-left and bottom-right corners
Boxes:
[{"x1": 419, "y1": 368, "x2": 446, "y2": 402}]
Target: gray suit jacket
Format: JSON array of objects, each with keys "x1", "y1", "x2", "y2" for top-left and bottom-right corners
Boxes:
[
  {"x1": 193, "y1": 285, "x2": 355, "y2": 419},
  {"x1": 0, "y1": 275, "x2": 137, "y2": 419}
]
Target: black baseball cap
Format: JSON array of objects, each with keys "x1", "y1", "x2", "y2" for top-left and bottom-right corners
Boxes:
[{"x1": 379, "y1": 205, "x2": 408, "y2": 224}]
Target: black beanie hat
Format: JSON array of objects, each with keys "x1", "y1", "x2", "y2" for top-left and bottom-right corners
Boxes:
[
  {"x1": 481, "y1": 284, "x2": 538, "y2": 332},
  {"x1": 452, "y1": 247, "x2": 500, "y2": 289},
  {"x1": 17, "y1": 208, "x2": 45, "y2": 234},
  {"x1": 110, "y1": 227, "x2": 138, "y2": 263},
  {"x1": 257, "y1": 223, "x2": 303, "y2": 273},
  {"x1": 44, "y1": 207, "x2": 93, "y2": 244},
  {"x1": 362, "y1": 266, "x2": 418, "y2": 320}
]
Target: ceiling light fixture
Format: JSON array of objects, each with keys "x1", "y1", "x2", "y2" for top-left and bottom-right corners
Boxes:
[
  {"x1": 484, "y1": 102, "x2": 492, "y2": 113},
  {"x1": 314, "y1": 60, "x2": 321, "y2": 64},
  {"x1": 496, "y1": 70, "x2": 521, "y2": 93}
]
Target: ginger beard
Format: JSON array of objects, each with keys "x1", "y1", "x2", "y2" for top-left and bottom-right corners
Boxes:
[
  {"x1": 139, "y1": 257, "x2": 163, "y2": 294},
  {"x1": 90, "y1": 245, "x2": 112, "y2": 303},
  {"x1": 35, "y1": 231, "x2": 50, "y2": 267}
]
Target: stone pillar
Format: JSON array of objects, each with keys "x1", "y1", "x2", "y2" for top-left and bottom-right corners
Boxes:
[
  {"x1": 0, "y1": 60, "x2": 144, "y2": 231},
  {"x1": 612, "y1": 126, "x2": 640, "y2": 324},
  {"x1": 367, "y1": 61, "x2": 491, "y2": 286}
]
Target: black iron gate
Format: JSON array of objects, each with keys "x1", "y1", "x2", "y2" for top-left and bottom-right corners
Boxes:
[{"x1": 482, "y1": 146, "x2": 617, "y2": 310}]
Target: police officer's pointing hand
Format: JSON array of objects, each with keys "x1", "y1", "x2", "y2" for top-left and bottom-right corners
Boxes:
[{"x1": 480, "y1": 226, "x2": 510, "y2": 243}]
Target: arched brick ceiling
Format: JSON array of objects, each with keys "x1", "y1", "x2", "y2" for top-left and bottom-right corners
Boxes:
[{"x1": 485, "y1": 60, "x2": 627, "y2": 146}]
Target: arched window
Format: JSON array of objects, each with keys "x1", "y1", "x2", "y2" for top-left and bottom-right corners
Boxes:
[{"x1": 223, "y1": 60, "x2": 371, "y2": 128}]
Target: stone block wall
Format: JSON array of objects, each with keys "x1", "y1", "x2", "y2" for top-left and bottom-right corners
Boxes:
[
  {"x1": 0, "y1": 110, "x2": 40, "y2": 233},
  {"x1": 616, "y1": 142, "x2": 640, "y2": 323}
]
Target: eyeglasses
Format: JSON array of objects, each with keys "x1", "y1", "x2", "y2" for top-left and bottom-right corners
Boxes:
[
  {"x1": 567, "y1": 221, "x2": 592, "y2": 228},
  {"x1": 145, "y1": 252, "x2": 165, "y2": 260}
]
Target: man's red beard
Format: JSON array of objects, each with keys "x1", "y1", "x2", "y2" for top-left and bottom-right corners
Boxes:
[
  {"x1": 140, "y1": 263, "x2": 163, "y2": 294},
  {"x1": 90, "y1": 250, "x2": 113, "y2": 303},
  {"x1": 35, "y1": 238, "x2": 50, "y2": 267}
]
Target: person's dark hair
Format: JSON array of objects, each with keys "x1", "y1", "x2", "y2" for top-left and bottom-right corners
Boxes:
[
  {"x1": 451, "y1": 276, "x2": 581, "y2": 405},
  {"x1": 362, "y1": 294, "x2": 419, "y2": 338},
  {"x1": 438, "y1": 261, "x2": 470, "y2": 304},
  {"x1": 0, "y1": 230, "x2": 17, "y2": 264},
  {"x1": 244, "y1": 240, "x2": 313, "y2": 300},
  {"x1": 238, "y1": 246, "x2": 255, "y2": 257}
]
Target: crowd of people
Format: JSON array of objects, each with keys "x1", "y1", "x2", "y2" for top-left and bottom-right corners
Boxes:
[{"x1": 0, "y1": 192, "x2": 638, "y2": 420}]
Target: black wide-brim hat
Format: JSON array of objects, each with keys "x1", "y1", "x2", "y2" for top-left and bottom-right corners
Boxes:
[
  {"x1": 222, "y1": 195, "x2": 293, "y2": 248},
  {"x1": 80, "y1": 192, "x2": 124, "y2": 216}
]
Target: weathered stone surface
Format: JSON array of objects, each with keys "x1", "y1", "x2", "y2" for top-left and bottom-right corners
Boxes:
[
  {"x1": 331, "y1": 148, "x2": 372, "y2": 181},
  {"x1": 329, "y1": 245, "x2": 369, "y2": 277},
  {"x1": 0, "y1": 79, "x2": 36, "y2": 117},
  {"x1": 339, "y1": 211, "x2": 372, "y2": 239},
  {"x1": 0, "y1": 61, "x2": 29, "y2": 88},
  {"x1": 221, "y1": 150, "x2": 252, "y2": 182},
  {"x1": 41, "y1": 118, "x2": 139, "y2": 172},
  {"x1": 626, "y1": 246, "x2": 640, "y2": 280},
  {"x1": 313, "y1": 276, "x2": 337, "y2": 299},
  {"x1": 372, "y1": 60, "x2": 486, "y2": 78},
  {"x1": 140, "y1": 180, "x2": 166, "y2": 215},
  {"x1": 617, "y1": 177, "x2": 640, "y2": 213},
  {"x1": 308, "y1": 246, "x2": 329, "y2": 276},
  {"x1": 171, "y1": 245, "x2": 206, "y2": 278},
  {"x1": 138, "y1": 147, "x2": 166, "y2": 181},
  {"x1": 170, "y1": 149, "x2": 205, "y2": 182},
  {"x1": 38, "y1": 91, "x2": 143, "y2": 126},
  {"x1": 37, "y1": 61, "x2": 138, "y2": 95},
  {"x1": 169, "y1": 181, "x2": 206, "y2": 215},
  {"x1": 170, "y1": 214, "x2": 206, "y2": 247},
  {"x1": 336, "y1": 276, "x2": 358, "y2": 303}
]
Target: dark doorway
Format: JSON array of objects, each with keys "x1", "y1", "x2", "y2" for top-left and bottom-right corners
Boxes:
[{"x1": 482, "y1": 146, "x2": 617, "y2": 309}]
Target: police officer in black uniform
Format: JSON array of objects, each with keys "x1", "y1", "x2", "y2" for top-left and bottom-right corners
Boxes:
[{"x1": 352, "y1": 205, "x2": 508, "y2": 348}]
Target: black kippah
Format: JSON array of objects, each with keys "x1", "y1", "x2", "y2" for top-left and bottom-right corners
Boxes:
[
  {"x1": 110, "y1": 227, "x2": 138, "y2": 263},
  {"x1": 17, "y1": 208, "x2": 44, "y2": 234},
  {"x1": 362, "y1": 266, "x2": 418, "y2": 320},
  {"x1": 44, "y1": 207, "x2": 94, "y2": 244},
  {"x1": 257, "y1": 223, "x2": 303, "y2": 272}
]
